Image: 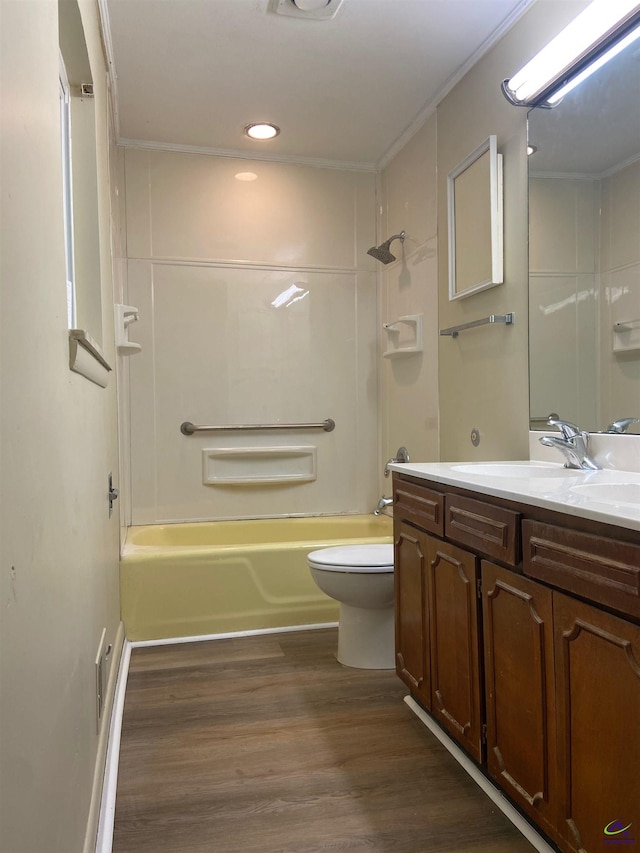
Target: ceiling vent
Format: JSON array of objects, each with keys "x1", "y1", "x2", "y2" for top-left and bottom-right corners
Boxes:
[{"x1": 273, "y1": 0, "x2": 344, "y2": 21}]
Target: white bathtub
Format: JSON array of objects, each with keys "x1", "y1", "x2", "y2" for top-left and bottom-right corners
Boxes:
[{"x1": 120, "y1": 514, "x2": 393, "y2": 641}]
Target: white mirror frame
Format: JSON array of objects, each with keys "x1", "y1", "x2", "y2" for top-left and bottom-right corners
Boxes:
[{"x1": 447, "y1": 135, "x2": 503, "y2": 301}]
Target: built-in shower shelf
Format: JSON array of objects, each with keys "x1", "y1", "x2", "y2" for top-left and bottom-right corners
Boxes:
[
  {"x1": 613, "y1": 319, "x2": 640, "y2": 353},
  {"x1": 383, "y1": 314, "x2": 423, "y2": 358},
  {"x1": 115, "y1": 304, "x2": 142, "y2": 355},
  {"x1": 202, "y1": 446, "x2": 317, "y2": 485}
]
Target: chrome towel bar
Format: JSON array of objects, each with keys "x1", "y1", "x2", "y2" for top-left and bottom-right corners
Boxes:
[
  {"x1": 439, "y1": 312, "x2": 515, "y2": 338},
  {"x1": 180, "y1": 418, "x2": 336, "y2": 435}
]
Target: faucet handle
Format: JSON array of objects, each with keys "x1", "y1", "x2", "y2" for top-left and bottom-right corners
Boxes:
[
  {"x1": 384, "y1": 446, "x2": 410, "y2": 477},
  {"x1": 606, "y1": 417, "x2": 639, "y2": 434},
  {"x1": 547, "y1": 417, "x2": 581, "y2": 440}
]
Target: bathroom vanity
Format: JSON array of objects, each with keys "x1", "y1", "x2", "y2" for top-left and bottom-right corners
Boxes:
[{"x1": 390, "y1": 462, "x2": 640, "y2": 853}]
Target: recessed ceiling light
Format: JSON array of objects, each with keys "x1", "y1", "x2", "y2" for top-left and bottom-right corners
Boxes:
[
  {"x1": 244, "y1": 123, "x2": 280, "y2": 140},
  {"x1": 235, "y1": 171, "x2": 258, "y2": 181}
]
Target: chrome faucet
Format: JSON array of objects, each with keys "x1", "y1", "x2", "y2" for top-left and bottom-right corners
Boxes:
[
  {"x1": 384, "y1": 446, "x2": 410, "y2": 477},
  {"x1": 606, "y1": 417, "x2": 639, "y2": 434},
  {"x1": 539, "y1": 417, "x2": 599, "y2": 470},
  {"x1": 374, "y1": 495, "x2": 394, "y2": 515}
]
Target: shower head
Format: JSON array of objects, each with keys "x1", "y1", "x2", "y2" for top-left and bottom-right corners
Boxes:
[{"x1": 367, "y1": 231, "x2": 406, "y2": 264}]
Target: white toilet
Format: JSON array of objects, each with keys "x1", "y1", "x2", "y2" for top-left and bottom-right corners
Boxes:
[{"x1": 307, "y1": 543, "x2": 395, "y2": 670}]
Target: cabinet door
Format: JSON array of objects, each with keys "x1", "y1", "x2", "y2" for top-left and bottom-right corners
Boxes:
[
  {"x1": 482, "y1": 562, "x2": 558, "y2": 842},
  {"x1": 394, "y1": 522, "x2": 430, "y2": 708},
  {"x1": 554, "y1": 593, "x2": 640, "y2": 853},
  {"x1": 427, "y1": 538, "x2": 483, "y2": 762}
]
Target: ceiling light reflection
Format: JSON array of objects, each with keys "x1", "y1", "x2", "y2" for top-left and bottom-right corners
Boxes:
[{"x1": 271, "y1": 284, "x2": 310, "y2": 309}]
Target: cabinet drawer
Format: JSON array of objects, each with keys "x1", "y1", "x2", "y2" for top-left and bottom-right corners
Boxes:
[
  {"x1": 523, "y1": 520, "x2": 640, "y2": 620},
  {"x1": 445, "y1": 494, "x2": 520, "y2": 566},
  {"x1": 393, "y1": 478, "x2": 444, "y2": 537}
]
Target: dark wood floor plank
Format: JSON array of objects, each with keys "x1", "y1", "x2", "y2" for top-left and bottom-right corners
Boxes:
[{"x1": 113, "y1": 628, "x2": 538, "y2": 853}]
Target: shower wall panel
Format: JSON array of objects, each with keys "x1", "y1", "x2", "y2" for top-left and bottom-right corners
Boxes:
[{"x1": 124, "y1": 149, "x2": 378, "y2": 523}]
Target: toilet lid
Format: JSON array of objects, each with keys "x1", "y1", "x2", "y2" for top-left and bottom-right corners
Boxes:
[{"x1": 307, "y1": 544, "x2": 394, "y2": 572}]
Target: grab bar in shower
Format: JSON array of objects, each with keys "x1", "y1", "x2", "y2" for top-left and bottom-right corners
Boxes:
[{"x1": 180, "y1": 418, "x2": 336, "y2": 435}]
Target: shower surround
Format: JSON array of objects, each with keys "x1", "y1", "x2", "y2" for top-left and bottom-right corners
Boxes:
[{"x1": 123, "y1": 148, "x2": 379, "y2": 524}]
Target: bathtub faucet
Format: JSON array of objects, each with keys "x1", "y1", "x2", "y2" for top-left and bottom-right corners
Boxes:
[{"x1": 374, "y1": 495, "x2": 393, "y2": 516}]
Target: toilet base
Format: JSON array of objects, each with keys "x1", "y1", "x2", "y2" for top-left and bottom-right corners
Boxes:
[{"x1": 337, "y1": 603, "x2": 395, "y2": 669}]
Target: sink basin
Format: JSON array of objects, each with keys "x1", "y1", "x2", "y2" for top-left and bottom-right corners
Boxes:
[
  {"x1": 451, "y1": 463, "x2": 579, "y2": 479},
  {"x1": 570, "y1": 483, "x2": 640, "y2": 508}
]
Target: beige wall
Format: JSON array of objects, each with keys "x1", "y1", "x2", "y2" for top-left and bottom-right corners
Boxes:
[
  {"x1": 0, "y1": 0, "x2": 122, "y2": 850},
  {"x1": 435, "y1": 1, "x2": 588, "y2": 462},
  {"x1": 377, "y1": 2, "x2": 588, "y2": 467},
  {"x1": 123, "y1": 149, "x2": 379, "y2": 522},
  {"x1": 378, "y1": 116, "x2": 439, "y2": 488}
]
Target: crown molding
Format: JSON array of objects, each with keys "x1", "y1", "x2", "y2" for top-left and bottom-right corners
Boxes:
[
  {"x1": 117, "y1": 138, "x2": 378, "y2": 172},
  {"x1": 600, "y1": 149, "x2": 640, "y2": 179},
  {"x1": 376, "y1": 0, "x2": 536, "y2": 170},
  {"x1": 99, "y1": 0, "x2": 535, "y2": 175},
  {"x1": 530, "y1": 149, "x2": 640, "y2": 182}
]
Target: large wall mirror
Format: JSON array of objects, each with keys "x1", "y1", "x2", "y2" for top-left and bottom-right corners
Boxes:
[{"x1": 528, "y1": 36, "x2": 640, "y2": 434}]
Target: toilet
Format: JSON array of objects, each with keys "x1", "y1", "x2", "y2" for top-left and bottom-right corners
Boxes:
[{"x1": 307, "y1": 544, "x2": 395, "y2": 670}]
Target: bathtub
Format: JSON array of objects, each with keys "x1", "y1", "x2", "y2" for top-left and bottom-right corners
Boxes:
[{"x1": 120, "y1": 514, "x2": 393, "y2": 641}]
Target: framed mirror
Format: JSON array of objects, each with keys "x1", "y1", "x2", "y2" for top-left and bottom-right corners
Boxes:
[
  {"x1": 447, "y1": 135, "x2": 503, "y2": 301},
  {"x1": 527, "y1": 34, "x2": 640, "y2": 434}
]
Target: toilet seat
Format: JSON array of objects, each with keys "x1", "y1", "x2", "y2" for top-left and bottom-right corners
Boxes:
[{"x1": 307, "y1": 544, "x2": 394, "y2": 573}]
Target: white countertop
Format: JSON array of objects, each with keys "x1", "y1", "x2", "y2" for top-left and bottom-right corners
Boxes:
[{"x1": 388, "y1": 461, "x2": 640, "y2": 533}]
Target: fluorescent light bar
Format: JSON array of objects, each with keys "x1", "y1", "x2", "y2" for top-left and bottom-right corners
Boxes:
[
  {"x1": 547, "y1": 21, "x2": 640, "y2": 103},
  {"x1": 503, "y1": 0, "x2": 640, "y2": 106}
]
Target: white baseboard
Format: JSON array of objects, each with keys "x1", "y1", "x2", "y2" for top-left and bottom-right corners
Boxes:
[
  {"x1": 404, "y1": 696, "x2": 556, "y2": 853},
  {"x1": 131, "y1": 621, "x2": 339, "y2": 648},
  {"x1": 93, "y1": 622, "x2": 337, "y2": 849},
  {"x1": 95, "y1": 639, "x2": 132, "y2": 853},
  {"x1": 91, "y1": 635, "x2": 552, "y2": 853}
]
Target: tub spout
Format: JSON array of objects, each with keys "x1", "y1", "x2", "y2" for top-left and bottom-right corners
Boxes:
[{"x1": 374, "y1": 496, "x2": 393, "y2": 516}]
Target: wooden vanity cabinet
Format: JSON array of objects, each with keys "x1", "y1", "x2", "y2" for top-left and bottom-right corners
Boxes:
[
  {"x1": 522, "y1": 518, "x2": 640, "y2": 851},
  {"x1": 393, "y1": 479, "x2": 445, "y2": 708},
  {"x1": 427, "y1": 537, "x2": 483, "y2": 762},
  {"x1": 393, "y1": 472, "x2": 640, "y2": 853},
  {"x1": 394, "y1": 521, "x2": 430, "y2": 708},
  {"x1": 393, "y1": 478, "x2": 483, "y2": 762},
  {"x1": 482, "y1": 562, "x2": 558, "y2": 841},
  {"x1": 553, "y1": 592, "x2": 640, "y2": 853}
]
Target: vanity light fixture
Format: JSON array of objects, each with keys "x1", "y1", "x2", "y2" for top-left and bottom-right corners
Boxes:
[
  {"x1": 244, "y1": 122, "x2": 280, "y2": 140},
  {"x1": 502, "y1": 0, "x2": 640, "y2": 107}
]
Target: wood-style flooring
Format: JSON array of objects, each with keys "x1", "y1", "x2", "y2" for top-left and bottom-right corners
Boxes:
[{"x1": 113, "y1": 628, "x2": 538, "y2": 853}]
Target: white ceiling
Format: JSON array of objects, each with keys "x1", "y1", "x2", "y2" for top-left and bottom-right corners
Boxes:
[{"x1": 104, "y1": 0, "x2": 533, "y2": 168}]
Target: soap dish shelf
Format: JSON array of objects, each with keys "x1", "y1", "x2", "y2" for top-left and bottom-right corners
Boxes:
[
  {"x1": 383, "y1": 314, "x2": 423, "y2": 358},
  {"x1": 115, "y1": 304, "x2": 142, "y2": 355},
  {"x1": 613, "y1": 319, "x2": 640, "y2": 353}
]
